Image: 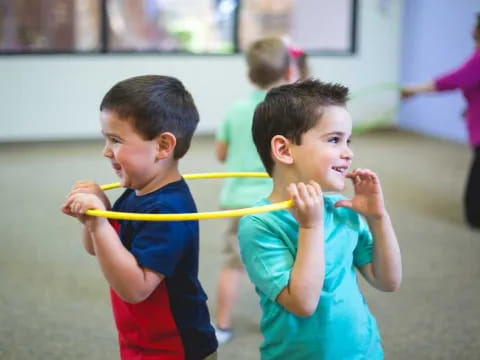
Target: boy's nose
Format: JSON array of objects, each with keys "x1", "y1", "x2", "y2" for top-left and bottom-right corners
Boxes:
[
  {"x1": 103, "y1": 144, "x2": 113, "y2": 158},
  {"x1": 342, "y1": 146, "x2": 354, "y2": 160}
]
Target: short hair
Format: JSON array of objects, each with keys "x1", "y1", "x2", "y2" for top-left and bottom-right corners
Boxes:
[
  {"x1": 100, "y1": 75, "x2": 199, "y2": 159},
  {"x1": 246, "y1": 37, "x2": 290, "y2": 88},
  {"x1": 252, "y1": 79, "x2": 349, "y2": 175}
]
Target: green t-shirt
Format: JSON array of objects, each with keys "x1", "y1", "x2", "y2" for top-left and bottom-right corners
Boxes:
[
  {"x1": 216, "y1": 90, "x2": 272, "y2": 208},
  {"x1": 238, "y1": 194, "x2": 383, "y2": 360}
]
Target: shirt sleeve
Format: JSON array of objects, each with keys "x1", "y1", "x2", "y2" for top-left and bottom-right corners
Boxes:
[
  {"x1": 216, "y1": 108, "x2": 233, "y2": 143},
  {"x1": 353, "y1": 215, "x2": 374, "y2": 268},
  {"x1": 238, "y1": 215, "x2": 293, "y2": 302},
  {"x1": 130, "y1": 215, "x2": 190, "y2": 277},
  {"x1": 435, "y1": 52, "x2": 480, "y2": 91}
]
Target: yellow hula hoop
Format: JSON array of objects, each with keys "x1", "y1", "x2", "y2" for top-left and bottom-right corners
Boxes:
[{"x1": 85, "y1": 172, "x2": 293, "y2": 221}]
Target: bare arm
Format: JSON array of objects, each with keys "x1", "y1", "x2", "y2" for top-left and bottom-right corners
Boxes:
[
  {"x1": 275, "y1": 181, "x2": 325, "y2": 317},
  {"x1": 62, "y1": 180, "x2": 111, "y2": 256},
  {"x1": 65, "y1": 192, "x2": 164, "y2": 303},
  {"x1": 359, "y1": 213, "x2": 401, "y2": 291},
  {"x1": 82, "y1": 226, "x2": 96, "y2": 255},
  {"x1": 335, "y1": 168, "x2": 402, "y2": 292},
  {"x1": 215, "y1": 140, "x2": 228, "y2": 162},
  {"x1": 402, "y1": 53, "x2": 480, "y2": 97},
  {"x1": 401, "y1": 81, "x2": 436, "y2": 98},
  {"x1": 88, "y1": 218, "x2": 164, "y2": 303}
]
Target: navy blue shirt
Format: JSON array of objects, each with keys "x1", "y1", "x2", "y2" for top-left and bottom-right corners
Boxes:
[{"x1": 110, "y1": 179, "x2": 217, "y2": 359}]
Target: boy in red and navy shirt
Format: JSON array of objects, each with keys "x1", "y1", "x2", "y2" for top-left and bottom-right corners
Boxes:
[{"x1": 62, "y1": 75, "x2": 217, "y2": 359}]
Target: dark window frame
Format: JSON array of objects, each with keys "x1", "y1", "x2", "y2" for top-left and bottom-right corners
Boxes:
[{"x1": 0, "y1": 0, "x2": 357, "y2": 56}]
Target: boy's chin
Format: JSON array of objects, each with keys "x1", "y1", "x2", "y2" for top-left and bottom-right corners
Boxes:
[
  {"x1": 322, "y1": 181, "x2": 345, "y2": 193},
  {"x1": 119, "y1": 178, "x2": 130, "y2": 188}
]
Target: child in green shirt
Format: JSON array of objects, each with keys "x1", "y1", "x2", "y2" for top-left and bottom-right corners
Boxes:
[{"x1": 239, "y1": 79, "x2": 402, "y2": 359}]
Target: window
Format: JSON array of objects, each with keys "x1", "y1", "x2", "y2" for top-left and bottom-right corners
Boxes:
[
  {"x1": 106, "y1": 0, "x2": 238, "y2": 53},
  {"x1": 0, "y1": 0, "x2": 356, "y2": 55},
  {"x1": 0, "y1": 0, "x2": 101, "y2": 52},
  {"x1": 238, "y1": 0, "x2": 356, "y2": 54}
]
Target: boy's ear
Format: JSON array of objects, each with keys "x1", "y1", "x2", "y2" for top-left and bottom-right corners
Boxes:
[
  {"x1": 155, "y1": 132, "x2": 176, "y2": 160},
  {"x1": 271, "y1": 135, "x2": 293, "y2": 165}
]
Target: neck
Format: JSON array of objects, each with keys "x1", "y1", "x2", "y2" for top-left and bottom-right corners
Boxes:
[
  {"x1": 268, "y1": 169, "x2": 300, "y2": 203},
  {"x1": 136, "y1": 160, "x2": 181, "y2": 196}
]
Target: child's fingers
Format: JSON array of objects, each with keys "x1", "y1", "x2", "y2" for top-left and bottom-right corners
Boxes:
[
  {"x1": 288, "y1": 182, "x2": 323, "y2": 210},
  {"x1": 287, "y1": 183, "x2": 300, "y2": 205},
  {"x1": 72, "y1": 186, "x2": 98, "y2": 194},
  {"x1": 63, "y1": 195, "x2": 75, "y2": 210},
  {"x1": 66, "y1": 193, "x2": 92, "y2": 215},
  {"x1": 74, "y1": 180, "x2": 95, "y2": 187},
  {"x1": 60, "y1": 204, "x2": 73, "y2": 216},
  {"x1": 300, "y1": 183, "x2": 313, "y2": 201},
  {"x1": 362, "y1": 169, "x2": 379, "y2": 184},
  {"x1": 72, "y1": 201, "x2": 91, "y2": 215},
  {"x1": 308, "y1": 180, "x2": 322, "y2": 197},
  {"x1": 289, "y1": 183, "x2": 311, "y2": 209},
  {"x1": 70, "y1": 181, "x2": 101, "y2": 195},
  {"x1": 347, "y1": 168, "x2": 380, "y2": 186},
  {"x1": 346, "y1": 173, "x2": 361, "y2": 185},
  {"x1": 300, "y1": 183, "x2": 323, "y2": 210},
  {"x1": 356, "y1": 170, "x2": 379, "y2": 186},
  {"x1": 71, "y1": 180, "x2": 90, "y2": 191},
  {"x1": 287, "y1": 183, "x2": 297, "y2": 197},
  {"x1": 67, "y1": 186, "x2": 104, "y2": 202},
  {"x1": 68, "y1": 188, "x2": 91, "y2": 197},
  {"x1": 68, "y1": 198, "x2": 81, "y2": 215},
  {"x1": 305, "y1": 183, "x2": 320, "y2": 202}
]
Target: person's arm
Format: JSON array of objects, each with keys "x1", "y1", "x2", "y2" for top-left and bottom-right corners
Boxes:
[
  {"x1": 401, "y1": 81, "x2": 436, "y2": 98},
  {"x1": 359, "y1": 212, "x2": 401, "y2": 291},
  {"x1": 275, "y1": 181, "x2": 325, "y2": 317},
  {"x1": 434, "y1": 52, "x2": 480, "y2": 91},
  {"x1": 64, "y1": 192, "x2": 164, "y2": 303},
  {"x1": 335, "y1": 168, "x2": 402, "y2": 292},
  {"x1": 215, "y1": 140, "x2": 228, "y2": 163},
  {"x1": 61, "y1": 180, "x2": 111, "y2": 255},
  {"x1": 81, "y1": 226, "x2": 95, "y2": 255},
  {"x1": 402, "y1": 51, "x2": 480, "y2": 97}
]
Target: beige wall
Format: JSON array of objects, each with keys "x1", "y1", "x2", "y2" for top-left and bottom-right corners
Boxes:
[{"x1": 0, "y1": 1, "x2": 403, "y2": 141}]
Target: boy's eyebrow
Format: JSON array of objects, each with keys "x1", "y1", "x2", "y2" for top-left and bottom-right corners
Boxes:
[
  {"x1": 101, "y1": 130, "x2": 118, "y2": 137},
  {"x1": 324, "y1": 131, "x2": 347, "y2": 137}
]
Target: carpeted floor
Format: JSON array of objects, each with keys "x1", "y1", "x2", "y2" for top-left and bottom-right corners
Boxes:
[{"x1": 0, "y1": 129, "x2": 479, "y2": 359}]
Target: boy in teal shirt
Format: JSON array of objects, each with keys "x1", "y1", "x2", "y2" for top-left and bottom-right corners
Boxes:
[{"x1": 239, "y1": 79, "x2": 402, "y2": 359}]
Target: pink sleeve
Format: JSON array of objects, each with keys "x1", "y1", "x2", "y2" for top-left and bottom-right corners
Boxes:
[{"x1": 434, "y1": 51, "x2": 480, "y2": 91}]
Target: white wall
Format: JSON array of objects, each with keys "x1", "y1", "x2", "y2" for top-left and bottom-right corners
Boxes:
[
  {"x1": 0, "y1": 1, "x2": 403, "y2": 142},
  {"x1": 399, "y1": 0, "x2": 479, "y2": 144}
]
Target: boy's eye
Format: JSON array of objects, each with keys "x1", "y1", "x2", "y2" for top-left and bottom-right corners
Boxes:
[
  {"x1": 110, "y1": 137, "x2": 121, "y2": 144},
  {"x1": 328, "y1": 136, "x2": 340, "y2": 144}
]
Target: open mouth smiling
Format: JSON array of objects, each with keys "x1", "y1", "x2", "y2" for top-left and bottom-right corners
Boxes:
[
  {"x1": 112, "y1": 163, "x2": 122, "y2": 173},
  {"x1": 332, "y1": 166, "x2": 348, "y2": 175}
]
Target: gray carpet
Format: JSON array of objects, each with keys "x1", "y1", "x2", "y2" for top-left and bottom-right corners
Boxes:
[{"x1": 0, "y1": 129, "x2": 479, "y2": 359}]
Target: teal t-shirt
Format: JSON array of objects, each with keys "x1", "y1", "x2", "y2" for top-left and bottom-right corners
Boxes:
[
  {"x1": 216, "y1": 90, "x2": 273, "y2": 208},
  {"x1": 238, "y1": 194, "x2": 384, "y2": 360}
]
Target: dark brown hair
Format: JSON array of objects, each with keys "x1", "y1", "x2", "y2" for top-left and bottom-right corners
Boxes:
[
  {"x1": 252, "y1": 79, "x2": 349, "y2": 175},
  {"x1": 100, "y1": 75, "x2": 199, "y2": 159}
]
